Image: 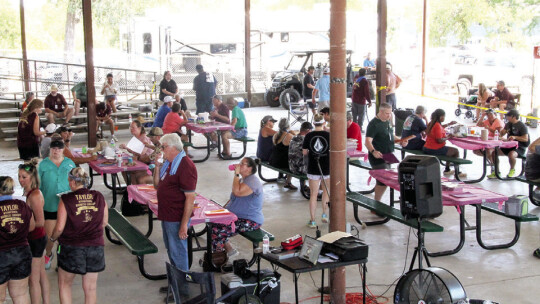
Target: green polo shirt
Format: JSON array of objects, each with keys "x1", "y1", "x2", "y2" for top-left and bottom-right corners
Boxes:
[{"x1": 38, "y1": 157, "x2": 76, "y2": 212}]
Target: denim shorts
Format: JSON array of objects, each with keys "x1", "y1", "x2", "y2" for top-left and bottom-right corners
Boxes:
[{"x1": 231, "y1": 128, "x2": 248, "y2": 139}]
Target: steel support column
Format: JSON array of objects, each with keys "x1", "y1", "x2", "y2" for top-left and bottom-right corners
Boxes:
[
  {"x1": 329, "y1": 0, "x2": 347, "y2": 302},
  {"x1": 244, "y1": 0, "x2": 252, "y2": 102},
  {"x1": 19, "y1": 0, "x2": 30, "y2": 92},
  {"x1": 376, "y1": 0, "x2": 388, "y2": 112},
  {"x1": 82, "y1": 0, "x2": 97, "y2": 147}
]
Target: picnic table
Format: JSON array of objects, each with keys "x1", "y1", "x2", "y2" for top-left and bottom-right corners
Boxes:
[
  {"x1": 448, "y1": 135, "x2": 518, "y2": 182},
  {"x1": 185, "y1": 121, "x2": 234, "y2": 163},
  {"x1": 369, "y1": 169, "x2": 513, "y2": 256},
  {"x1": 126, "y1": 185, "x2": 238, "y2": 268},
  {"x1": 73, "y1": 149, "x2": 149, "y2": 208}
]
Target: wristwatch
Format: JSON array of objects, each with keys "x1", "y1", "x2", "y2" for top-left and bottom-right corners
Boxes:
[{"x1": 235, "y1": 174, "x2": 241, "y2": 178}]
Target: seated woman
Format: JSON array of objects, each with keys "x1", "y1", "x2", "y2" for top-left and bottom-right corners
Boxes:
[
  {"x1": 211, "y1": 157, "x2": 263, "y2": 258},
  {"x1": 161, "y1": 103, "x2": 191, "y2": 155},
  {"x1": 423, "y1": 109, "x2": 465, "y2": 177},
  {"x1": 473, "y1": 109, "x2": 504, "y2": 173},
  {"x1": 474, "y1": 83, "x2": 494, "y2": 121},
  {"x1": 119, "y1": 120, "x2": 155, "y2": 184},
  {"x1": 256, "y1": 115, "x2": 277, "y2": 162},
  {"x1": 269, "y1": 118, "x2": 297, "y2": 190}
]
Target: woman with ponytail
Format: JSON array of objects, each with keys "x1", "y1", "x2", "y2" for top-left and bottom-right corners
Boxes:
[{"x1": 18, "y1": 99, "x2": 46, "y2": 160}]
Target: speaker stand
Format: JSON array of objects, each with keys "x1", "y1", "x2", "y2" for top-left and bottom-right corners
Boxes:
[{"x1": 408, "y1": 219, "x2": 431, "y2": 271}]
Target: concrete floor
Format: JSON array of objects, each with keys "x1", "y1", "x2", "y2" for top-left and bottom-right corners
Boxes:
[{"x1": 2, "y1": 92, "x2": 539, "y2": 303}]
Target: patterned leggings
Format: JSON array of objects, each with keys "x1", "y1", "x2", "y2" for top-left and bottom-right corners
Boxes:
[{"x1": 211, "y1": 218, "x2": 261, "y2": 252}]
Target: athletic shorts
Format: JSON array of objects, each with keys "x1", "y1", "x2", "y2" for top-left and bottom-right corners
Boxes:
[
  {"x1": 500, "y1": 147, "x2": 526, "y2": 157},
  {"x1": 0, "y1": 246, "x2": 32, "y2": 284},
  {"x1": 58, "y1": 244, "x2": 105, "y2": 275},
  {"x1": 44, "y1": 211, "x2": 57, "y2": 220},
  {"x1": 423, "y1": 146, "x2": 449, "y2": 156},
  {"x1": 29, "y1": 236, "x2": 47, "y2": 258}
]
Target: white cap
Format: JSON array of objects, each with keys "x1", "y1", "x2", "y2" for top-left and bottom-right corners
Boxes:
[
  {"x1": 323, "y1": 67, "x2": 330, "y2": 74},
  {"x1": 164, "y1": 96, "x2": 174, "y2": 103},
  {"x1": 50, "y1": 84, "x2": 58, "y2": 92},
  {"x1": 45, "y1": 123, "x2": 57, "y2": 134}
]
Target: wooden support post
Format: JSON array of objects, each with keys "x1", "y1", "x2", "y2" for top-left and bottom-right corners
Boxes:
[{"x1": 82, "y1": 0, "x2": 97, "y2": 147}]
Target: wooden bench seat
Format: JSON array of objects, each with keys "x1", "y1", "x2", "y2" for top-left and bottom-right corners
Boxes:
[
  {"x1": 105, "y1": 208, "x2": 165, "y2": 280},
  {"x1": 515, "y1": 176, "x2": 540, "y2": 206},
  {"x1": 346, "y1": 192, "x2": 444, "y2": 232},
  {"x1": 476, "y1": 202, "x2": 539, "y2": 250},
  {"x1": 240, "y1": 228, "x2": 275, "y2": 267}
]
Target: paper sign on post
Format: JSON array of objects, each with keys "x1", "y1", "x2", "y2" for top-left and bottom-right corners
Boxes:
[{"x1": 126, "y1": 137, "x2": 145, "y2": 155}]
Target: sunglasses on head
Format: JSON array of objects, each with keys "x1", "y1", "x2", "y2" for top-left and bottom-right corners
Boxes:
[{"x1": 18, "y1": 164, "x2": 33, "y2": 171}]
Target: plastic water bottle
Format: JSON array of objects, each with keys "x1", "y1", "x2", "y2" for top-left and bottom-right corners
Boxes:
[
  {"x1": 110, "y1": 138, "x2": 115, "y2": 150},
  {"x1": 494, "y1": 130, "x2": 499, "y2": 141},
  {"x1": 262, "y1": 234, "x2": 270, "y2": 254}
]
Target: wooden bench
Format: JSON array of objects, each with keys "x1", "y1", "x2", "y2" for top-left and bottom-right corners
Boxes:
[
  {"x1": 240, "y1": 228, "x2": 275, "y2": 267},
  {"x1": 515, "y1": 176, "x2": 540, "y2": 206},
  {"x1": 347, "y1": 159, "x2": 375, "y2": 194},
  {"x1": 395, "y1": 146, "x2": 474, "y2": 183},
  {"x1": 105, "y1": 208, "x2": 165, "y2": 280},
  {"x1": 257, "y1": 160, "x2": 309, "y2": 199},
  {"x1": 476, "y1": 202, "x2": 539, "y2": 250},
  {"x1": 346, "y1": 192, "x2": 444, "y2": 232}
]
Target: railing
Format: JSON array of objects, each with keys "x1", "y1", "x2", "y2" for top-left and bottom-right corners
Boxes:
[{"x1": 0, "y1": 56, "x2": 158, "y2": 103}]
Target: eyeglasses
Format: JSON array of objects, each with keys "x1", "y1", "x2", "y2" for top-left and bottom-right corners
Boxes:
[{"x1": 18, "y1": 164, "x2": 33, "y2": 171}]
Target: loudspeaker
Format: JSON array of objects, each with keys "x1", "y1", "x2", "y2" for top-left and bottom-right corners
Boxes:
[{"x1": 398, "y1": 155, "x2": 442, "y2": 219}]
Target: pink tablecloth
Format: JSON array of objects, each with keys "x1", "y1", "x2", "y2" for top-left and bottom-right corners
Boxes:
[
  {"x1": 347, "y1": 149, "x2": 368, "y2": 161},
  {"x1": 369, "y1": 169, "x2": 508, "y2": 207},
  {"x1": 126, "y1": 185, "x2": 238, "y2": 226},
  {"x1": 89, "y1": 158, "x2": 148, "y2": 175},
  {"x1": 186, "y1": 121, "x2": 234, "y2": 134},
  {"x1": 449, "y1": 136, "x2": 518, "y2": 151}
]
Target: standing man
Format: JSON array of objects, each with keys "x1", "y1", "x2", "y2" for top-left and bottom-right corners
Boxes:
[
  {"x1": 45, "y1": 84, "x2": 74, "y2": 125},
  {"x1": 490, "y1": 80, "x2": 515, "y2": 119},
  {"x1": 153, "y1": 133, "x2": 197, "y2": 274},
  {"x1": 490, "y1": 109, "x2": 529, "y2": 178},
  {"x1": 352, "y1": 68, "x2": 371, "y2": 131},
  {"x1": 152, "y1": 96, "x2": 174, "y2": 128},
  {"x1": 303, "y1": 66, "x2": 316, "y2": 115},
  {"x1": 312, "y1": 67, "x2": 330, "y2": 110},
  {"x1": 193, "y1": 64, "x2": 217, "y2": 114},
  {"x1": 365, "y1": 103, "x2": 408, "y2": 203},
  {"x1": 385, "y1": 64, "x2": 402, "y2": 112}
]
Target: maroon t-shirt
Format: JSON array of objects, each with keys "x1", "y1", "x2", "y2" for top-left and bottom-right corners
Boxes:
[
  {"x1": 17, "y1": 112, "x2": 39, "y2": 148},
  {"x1": 157, "y1": 157, "x2": 198, "y2": 222},
  {"x1": 59, "y1": 188, "x2": 106, "y2": 247},
  {"x1": 96, "y1": 103, "x2": 112, "y2": 118},
  {"x1": 44, "y1": 93, "x2": 67, "y2": 112},
  {"x1": 495, "y1": 87, "x2": 514, "y2": 107},
  {"x1": 215, "y1": 103, "x2": 230, "y2": 124},
  {"x1": 0, "y1": 198, "x2": 32, "y2": 251}
]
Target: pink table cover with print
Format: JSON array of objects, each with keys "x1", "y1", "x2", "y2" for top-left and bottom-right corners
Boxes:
[
  {"x1": 89, "y1": 158, "x2": 148, "y2": 175},
  {"x1": 449, "y1": 136, "x2": 518, "y2": 151},
  {"x1": 369, "y1": 169, "x2": 508, "y2": 207},
  {"x1": 126, "y1": 185, "x2": 238, "y2": 226},
  {"x1": 186, "y1": 121, "x2": 235, "y2": 134}
]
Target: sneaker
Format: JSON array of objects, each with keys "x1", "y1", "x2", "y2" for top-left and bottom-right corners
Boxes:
[
  {"x1": 443, "y1": 170, "x2": 455, "y2": 177},
  {"x1": 44, "y1": 253, "x2": 53, "y2": 270},
  {"x1": 534, "y1": 248, "x2": 540, "y2": 259},
  {"x1": 507, "y1": 169, "x2": 516, "y2": 178},
  {"x1": 227, "y1": 249, "x2": 239, "y2": 258},
  {"x1": 321, "y1": 213, "x2": 329, "y2": 223},
  {"x1": 111, "y1": 135, "x2": 118, "y2": 142},
  {"x1": 307, "y1": 220, "x2": 317, "y2": 228},
  {"x1": 487, "y1": 172, "x2": 498, "y2": 179}
]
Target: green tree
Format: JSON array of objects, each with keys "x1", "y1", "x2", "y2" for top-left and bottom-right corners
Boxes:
[{"x1": 0, "y1": 0, "x2": 21, "y2": 50}]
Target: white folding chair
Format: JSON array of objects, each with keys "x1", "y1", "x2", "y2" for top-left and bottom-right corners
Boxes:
[{"x1": 287, "y1": 94, "x2": 310, "y2": 127}]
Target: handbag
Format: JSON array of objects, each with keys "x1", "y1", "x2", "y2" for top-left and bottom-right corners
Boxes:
[{"x1": 202, "y1": 251, "x2": 228, "y2": 272}]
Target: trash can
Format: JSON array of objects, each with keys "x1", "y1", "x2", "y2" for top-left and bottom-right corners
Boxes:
[{"x1": 394, "y1": 108, "x2": 414, "y2": 136}]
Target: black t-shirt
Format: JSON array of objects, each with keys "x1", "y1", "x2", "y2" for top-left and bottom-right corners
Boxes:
[
  {"x1": 303, "y1": 73, "x2": 315, "y2": 99},
  {"x1": 402, "y1": 115, "x2": 426, "y2": 150},
  {"x1": 504, "y1": 121, "x2": 529, "y2": 150},
  {"x1": 159, "y1": 79, "x2": 178, "y2": 101},
  {"x1": 302, "y1": 130, "x2": 330, "y2": 175}
]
